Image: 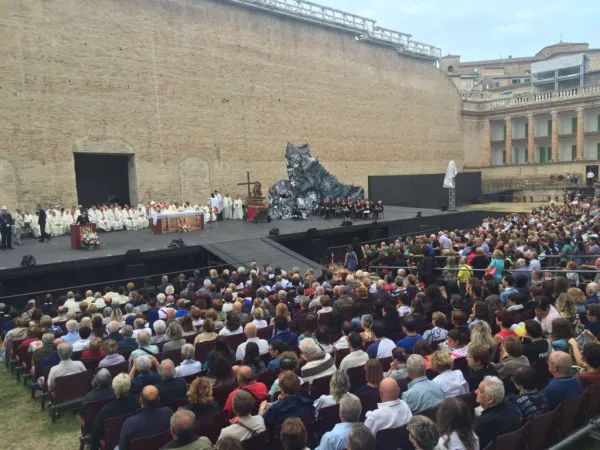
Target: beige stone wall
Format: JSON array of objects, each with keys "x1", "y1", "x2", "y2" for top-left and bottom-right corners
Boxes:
[
  {"x1": 461, "y1": 115, "x2": 491, "y2": 167},
  {"x1": 465, "y1": 161, "x2": 588, "y2": 180},
  {"x1": 0, "y1": 0, "x2": 463, "y2": 209}
]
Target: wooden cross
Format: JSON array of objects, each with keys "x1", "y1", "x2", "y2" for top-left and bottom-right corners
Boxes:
[{"x1": 237, "y1": 171, "x2": 259, "y2": 197}]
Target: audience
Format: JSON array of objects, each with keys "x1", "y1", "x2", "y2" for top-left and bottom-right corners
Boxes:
[
  {"x1": 261, "y1": 372, "x2": 313, "y2": 427},
  {"x1": 364, "y1": 377, "x2": 412, "y2": 435},
  {"x1": 47, "y1": 342, "x2": 86, "y2": 390},
  {"x1": 430, "y1": 350, "x2": 468, "y2": 397},
  {"x1": 466, "y1": 344, "x2": 498, "y2": 392},
  {"x1": 218, "y1": 390, "x2": 266, "y2": 442},
  {"x1": 315, "y1": 393, "x2": 361, "y2": 450},
  {"x1": 184, "y1": 377, "x2": 221, "y2": 418},
  {"x1": 299, "y1": 338, "x2": 336, "y2": 384},
  {"x1": 366, "y1": 322, "x2": 395, "y2": 359},
  {"x1": 156, "y1": 359, "x2": 188, "y2": 402},
  {"x1": 511, "y1": 366, "x2": 549, "y2": 422},
  {"x1": 223, "y1": 366, "x2": 268, "y2": 416},
  {"x1": 313, "y1": 371, "x2": 350, "y2": 416},
  {"x1": 235, "y1": 323, "x2": 269, "y2": 361},
  {"x1": 280, "y1": 417, "x2": 310, "y2": 450},
  {"x1": 129, "y1": 355, "x2": 160, "y2": 390},
  {"x1": 176, "y1": 344, "x2": 203, "y2": 377},
  {"x1": 436, "y1": 397, "x2": 479, "y2": 450},
  {"x1": 407, "y1": 416, "x2": 441, "y2": 450},
  {"x1": 78, "y1": 369, "x2": 114, "y2": 417},
  {"x1": 543, "y1": 351, "x2": 584, "y2": 410},
  {"x1": 401, "y1": 354, "x2": 446, "y2": 414},
  {"x1": 162, "y1": 408, "x2": 213, "y2": 450},
  {"x1": 357, "y1": 359, "x2": 384, "y2": 394}
]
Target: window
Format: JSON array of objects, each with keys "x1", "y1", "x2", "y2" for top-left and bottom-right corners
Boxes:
[
  {"x1": 597, "y1": 143, "x2": 600, "y2": 160},
  {"x1": 524, "y1": 148, "x2": 528, "y2": 162},
  {"x1": 512, "y1": 79, "x2": 521, "y2": 84},
  {"x1": 494, "y1": 81, "x2": 500, "y2": 88},
  {"x1": 447, "y1": 65, "x2": 454, "y2": 72},
  {"x1": 525, "y1": 122, "x2": 529, "y2": 137},
  {"x1": 547, "y1": 120, "x2": 552, "y2": 136},
  {"x1": 502, "y1": 151, "x2": 506, "y2": 164},
  {"x1": 524, "y1": 78, "x2": 531, "y2": 83},
  {"x1": 503, "y1": 124, "x2": 507, "y2": 140},
  {"x1": 525, "y1": 69, "x2": 531, "y2": 75},
  {"x1": 597, "y1": 115, "x2": 600, "y2": 132},
  {"x1": 540, "y1": 147, "x2": 546, "y2": 163},
  {"x1": 572, "y1": 145, "x2": 577, "y2": 161},
  {"x1": 572, "y1": 117, "x2": 577, "y2": 134},
  {"x1": 548, "y1": 146, "x2": 552, "y2": 161}
]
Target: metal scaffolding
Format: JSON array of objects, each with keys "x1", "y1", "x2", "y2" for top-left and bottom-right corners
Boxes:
[{"x1": 222, "y1": 0, "x2": 441, "y2": 60}]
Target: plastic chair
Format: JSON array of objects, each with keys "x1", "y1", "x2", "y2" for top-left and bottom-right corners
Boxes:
[
  {"x1": 310, "y1": 374, "x2": 333, "y2": 399},
  {"x1": 77, "y1": 396, "x2": 115, "y2": 450},
  {"x1": 316, "y1": 404, "x2": 340, "y2": 435},
  {"x1": 559, "y1": 393, "x2": 587, "y2": 437},
  {"x1": 129, "y1": 428, "x2": 172, "y2": 450},
  {"x1": 347, "y1": 365, "x2": 367, "y2": 393},
  {"x1": 257, "y1": 326, "x2": 273, "y2": 341},
  {"x1": 334, "y1": 348, "x2": 350, "y2": 367},
  {"x1": 101, "y1": 360, "x2": 129, "y2": 379},
  {"x1": 224, "y1": 333, "x2": 247, "y2": 351},
  {"x1": 358, "y1": 389, "x2": 381, "y2": 420},
  {"x1": 49, "y1": 370, "x2": 94, "y2": 422},
  {"x1": 194, "y1": 340, "x2": 216, "y2": 364},
  {"x1": 100, "y1": 413, "x2": 134, "y2": 450},
  {"x1": 495, "y1": 422, "x2": 530, "y2": 449},
  {"x1": 242, "y1": 429, "x2": 269, "y2": 450},
  {"x1": 530, "y1": 408, "x2": 560, "y2": 450},
  {"x1": 213, "y1": 381, "x2": 238, "y2": 407},
  {"x1": 162, "y1": 348, "x2": 183, "y2": 367},
  {"x1": 375, "y1": 426, "x2": 415, "y2": 450}
]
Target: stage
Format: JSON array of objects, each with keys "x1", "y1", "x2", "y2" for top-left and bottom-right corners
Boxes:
[{"x1": 0, "y1": 206, "x2": 444, "y2": 270}]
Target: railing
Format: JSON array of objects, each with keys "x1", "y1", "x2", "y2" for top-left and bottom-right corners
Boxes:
[
  {"x1": 482, "y1": 177, "x2": 581, "y2": 194},
  {"x1": 223, "y1": 0, "x2": 441, "y2": 60},
  {"x1": 463, "y1": 83, "x2": 600, "y2": 110},
  {"x1": 369, "y1": 265, "x2": 600, "y2": 277}
]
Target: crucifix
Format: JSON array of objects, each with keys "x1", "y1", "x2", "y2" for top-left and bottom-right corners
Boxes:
[{"x1": 237, "y1": 171, "x2": 259, "y2": 198}]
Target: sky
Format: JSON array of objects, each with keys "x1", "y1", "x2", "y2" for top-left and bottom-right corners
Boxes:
[{"x1": 314, "y1": 0, "x2": 599, "y2": 61}]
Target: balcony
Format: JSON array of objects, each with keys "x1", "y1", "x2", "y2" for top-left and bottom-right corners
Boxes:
[{"x1": 462, "y1": 84, "x2": 600, "y2": 111}]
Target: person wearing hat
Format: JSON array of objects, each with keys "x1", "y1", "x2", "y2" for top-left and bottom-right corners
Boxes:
[{"x1": 0, "y1": 205, "x2": 14, "y2": 249}]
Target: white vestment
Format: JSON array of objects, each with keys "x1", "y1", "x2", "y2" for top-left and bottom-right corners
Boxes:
[
  {"x1": 48, "y1": 214, "x2": 63, "y2": 236},
  {"x1": 121, "y1": 209, "x2": 136, "y2": 230},
  {"x1": 62, "y1": 212, "x2": 76, "y2": 234},
  {"x1": 210, "y1": 197, "x2": 219, "y2": 214},
  {"x1": 223, "y1": 196, "x2": 233, "y2": 219},
  {"x1": 24, "y1": 214, "x2": 39, "y2": 237},
  {"x1": 216, "y1": 193, "x2": 223, "y2": 212},
  {"x1": 107, "y1": 208, "x2": 124, "y2": 230},
  {"x1": 134, "y1": 206, "x2": 149, "y2": 229},
  {"x1": 95, "y1": 210, "x2": 111, "y2": 231},
  {"x1": 233, "y1": 199, "x2": 244, "y2": 220},
  {"x1": 87, "y1": 209, "x2": 97, "y2": 224}
]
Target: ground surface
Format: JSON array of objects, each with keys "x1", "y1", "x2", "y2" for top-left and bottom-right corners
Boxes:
[{"x1": 461, "y1": 202, "x2": 548, "y2": 213}]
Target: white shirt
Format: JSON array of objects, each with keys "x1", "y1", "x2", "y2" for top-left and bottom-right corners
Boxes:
[
  {"x1": 72, "y1": 339, "x2": 91, "y2": 352},
  {"x1": 218, "y1": 415, "x2": 265, "y2": 442},
  {"x1": 219, "y1": 326, "x2": 243, "y2": 336},
  {"x1": 376, "y1": 338, "x2": 396, "y2": 359},
  {"x1": 48, "y1": 360, "x2": 86, "y2": 389},
  {"x1": 176, "y1": 359, "x2": 203, "y2": 377},
  {"x1": 314, "y1": 394, "x2": 337, "y2": 417},
  {"x1": 438, "y1": 432, "x2": 480, "y2": 450},
  {"x1": 588, "y1": 171, "x2": 595, "y2": 179},
  {"x1": 398, "y1": 305, "x2": 411, "y2": 317},
  {"x1": 433, "y1": 370, "x2": 469, "y2": 398},
  {"x1": 252, "y1": 319, "x2": 268, "y2": 329},
  {"x1": 333, "y1": 335, "x2": 348, "y2": 350},
  {"x1": 235, "y1": 337, "x2": 269, "y2": 361},
  {"x1": 339, "y1": 350, "x2": 369, "y2": 373},
  {"x1": 365, "y1": 399, "x2": 413, "y2": 435}
]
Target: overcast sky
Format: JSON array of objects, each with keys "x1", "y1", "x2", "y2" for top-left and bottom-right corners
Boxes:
[{"x1": 315, "y1": 0, "x2": 599, "y2": 61}]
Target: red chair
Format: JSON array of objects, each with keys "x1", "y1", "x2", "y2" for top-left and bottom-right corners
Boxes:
[
  {"x1": 559, "y1": 393, "x2": 587, "y2": 437},
  {"x1": 224, "y1": 333, "x2": 247, "y2": 352},
  {"x1": 358, "y1": 389, "x2": 381, "y2": 420},
  {"x1": 299, "y1": 381, "x2": 310, "y2": 398},
  {"x1": 318, "y1": 313, "x2": 332, "y2": 329},
  {"x1": 100, "y1": 413, "x2": 134, "y2": 450},
  {"x1": 183, "y1": 370, "x2": 206, "y2": 384},
  {"x1": 310, "y1": 374, "x2": 333, "y2": 399},
  {"x1": 82, "y1": 356, "x2": 105, "y2": 372},
  {"x1": 257, "y1": 326, "x2": 273, "y2": 341},
  {"x1": 378, "y1": 357, "x2": 392, "y2": 372},
  {"x1": 255, "y1": 370, "x2": 272, "y2": 386},
  {"x1": 101, "y1": 361, "x2": 129, "y2": 379},
  {"x1": 194, "y1": 409, "x2": 228, "y2": 444},
  {"x1": 159, "y1": 397, "x2": 188, "y2": 411},
  {"x1": 375, "y1": 426, "x2": 414, "y2": 450},
  {"x1": 184, "y1": 333, "x2": 199, "y2": 345},
  {"x1": 530, "y1": 408, "x2": 560, "y2": 450},
  {"x1": 316, "y1": 404, "x2": 340, "y2": 435},
  {"x1": 334, "y1": 348, "x2": 350, "y2": 366},
  {"x1": 242, "y1": 429, "x2": 269, "y2": 450},
  {"x1": 129, "y1": 428, "x2": 172, "y2": 450},
  {"x1": 195, "y1": 340, "x2": 216, "y2": 364},
  {"x1": 77, "y1": 396, "x2": 115, "y2": 450},
  {"x1": 49, "y1": 370, "x2": 94, "y2": 422},
  {"x1": 347, "y1": 365, "x2": 367, "y2": 393},
  {"x1": 162, "y1": 348, "x2": 183, "y2": 367},
  {"x1": 585, "y1": 384, "x2": 600, "y2": 419},
  {"x1": 455, "y1": 392, "x2": 476, "y2": 410},
  {"x1": 495, "y1": 422, "x2": 530, "y2": 449},
  {"x1": 213, "y1": 381, "x2": 238, "y2": 407}
]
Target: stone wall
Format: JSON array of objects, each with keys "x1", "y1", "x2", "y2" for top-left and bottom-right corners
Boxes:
[{"x1": 0, "y1": 0, "x2": 463, "y2": 209}]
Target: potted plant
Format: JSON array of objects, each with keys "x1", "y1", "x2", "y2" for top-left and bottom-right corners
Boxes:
[{"x1": 81, "y1": 231, "x2": 100, "y2": 250}]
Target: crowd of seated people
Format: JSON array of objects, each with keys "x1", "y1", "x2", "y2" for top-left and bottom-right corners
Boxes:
[
  {"x1": 2, "y1": 199, "x2": 600, "y2": 449},
  {"x1": 319, "y1": 199, "x2": 384, "y2": 220}
]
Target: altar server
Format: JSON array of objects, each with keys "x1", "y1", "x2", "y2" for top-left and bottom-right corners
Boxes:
[
  {"x1": 223, "y1": 194, "x2": 233, "y2": 220},
  {"x1": 233, "y1": 196, "x2": 244, "y2": 220}
]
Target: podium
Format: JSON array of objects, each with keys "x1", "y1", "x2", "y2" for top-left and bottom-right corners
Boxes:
[
  {"x1": 246, "y1": 196, "x2": 268, "y2": 221},
  {"x1": 70, "y1": 224, "x2": 97, "y2": 250}
]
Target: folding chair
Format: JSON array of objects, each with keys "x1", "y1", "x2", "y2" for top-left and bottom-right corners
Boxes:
[
  {"x1": 162, "y1": 348, "x2": 183, "y2": 367},
  {"x1": 585, "y1": 384, "x2": 600, "y2": 419},
  {"x1": 318, "y1": 313, "x2": 332, "y2": 329},
  {"x1": 159, "y1": 397, "x2": 188, "y2": 411},
  {"x1": 184, "y1": 333, "x2": 199, "y2": 345},
  {"x1": 316, "y1": 404, "x2": 340, "y2": 436},
  {"x1": 242, "y1": 429, "x2": 269, "y2": 450},
  {"x1": 495, "y1": 422, "x2": 530, "y2": 450},
  {"x1": 82, "y1": 356, "x2": 105, "y2": 372},
  {"x1": 310, "y1": 374, "x2": 332, "y2": 400},
  {"x1": 195, "y1": 340, "x2": 216, "y2": 364},
  {"x1": 77, "y1": 396, "x2": 115, "y2": 450},
  {"x1": 419, "y1": 405, "x2": 439, "y2": 421},
  {"x1": 224, "y1": 333, "x2": 246, "y2": 352},
  {"x1": 559, "y1": 393, "x2": 587, "y2": 437},
  {"x1": 183, "y1": 370, "x2": 206, "y2": 384},
  {"x1": 334, "y1": 348, "x2": 350, "y2": 367},
  {"x1": 49, "y1": 370, "x2": 94, "y2": 422},
  {"x1": 347, "y1": 364, "x2": 367, "y2": 393},
  {"x1": 530, "y1": 408, "x2": 560, "y2": 450},
  {"x1": 194, "y1": 409, "x2": 228, "y2": 444},
  {"x1": 256, "y1": 326, "x2": 273, "y2": 341},
  {"x1": 213, "y1": 381, "x2": 238, "y2": 407},
  {"x1": 455, "y1": 392, "x2": 476, "y2": 410},
  {"x1": 129, "y1": 428, "x2": 172, "y2": 450},
  {"x1": 100, "y1": 413, "x2": 135, "y2": 450},
  {"x1": 358, "y1": 389, "x2": 381, "y2": 420},
  {"x1": 375, "y1": 426, "x2": 414, "y2": 450},
  {"x1": 102, "y1": 361, "x2": 129, "y2": 379}
]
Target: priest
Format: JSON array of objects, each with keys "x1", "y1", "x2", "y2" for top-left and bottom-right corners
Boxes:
[
  {"x1": 62, "y1": 206, "x2": 78, "y2": 234},
  {"x1": 223, "y1": 194, "x2": 233, "y2": 220},
  {"x1": 107, "y1": 204, "x2": 124, "y2": 231},
  {"x1": 209, "y1": 193, "x2": 220, "y2": 219},
  {"x1": 47, "y1": 209, "x2": 64, "y2": 236},
  {"x1": 134, "y1": 204, "x2": 149, "y2": 229},
  {"x1": 95, "y1": 206, "x2": 112, "y2": 232},
  {"x1": 233, "y1": 196, "x2": 244, "y2": 220},
  {"x1": 121, "y1": 205, "x2": 136, "y2": 230}
]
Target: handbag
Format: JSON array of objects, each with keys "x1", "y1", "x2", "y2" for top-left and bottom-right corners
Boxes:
[{"x1": 488, "y1": 260, "x2": 497, "y2": 276}]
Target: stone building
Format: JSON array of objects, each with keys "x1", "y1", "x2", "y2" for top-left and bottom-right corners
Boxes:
[{"x1": 0, "y1": 0, "x2": 461, "y2": 210}]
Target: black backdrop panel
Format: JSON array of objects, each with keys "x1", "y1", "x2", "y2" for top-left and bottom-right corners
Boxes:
[
  {"x1": 74, "y1": 153, "x2": 131, "y2": 206},
  {"x1": 368, "y1": 172, "x2": 482, "y2": 209}
]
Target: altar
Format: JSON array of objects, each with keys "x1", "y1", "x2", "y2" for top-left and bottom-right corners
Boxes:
[{"x1": 150, "y1": 210, "x2": 204, "y2": 234}]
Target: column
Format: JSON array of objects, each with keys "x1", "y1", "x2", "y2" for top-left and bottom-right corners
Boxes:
[
  {"x1": 505, "y1": 116, "x2": 512, "y2": 165},
  {"x1": 576, "y1": 107, "x2": 584, "y2": 161},
  {"x1": 528, "y1": 113, "x2": 535, "y2": 163},
  {"x1": 551, "y1": 110, "x2": 559, "y2": 163}
]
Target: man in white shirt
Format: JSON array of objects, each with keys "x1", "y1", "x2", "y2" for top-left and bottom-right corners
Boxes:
[
  {"x1": 339, "y1": 332, "x2": 369, "y2": 373},
  {"x1": 235, "y1": 323, "x2": 269, "y2": 361},
  {"x1": 48, "y1": 342, "x2": 86, "y2": 389},
  {"x1": 218, "y1": 390, "x2": 266, "y2": 443},
  {"x1": 365, "y1": 377, "x2": 412, "y2": 435},
  {"x1": 63, "y1": 291, "x2": 78, "y2": 311},
  {"x1": 438, "y1": 231, "x2": 452, "y2": 250},
  {"x1": 72, "y1": 326, "x2": 92, "y2": 351},
  {"x1": 333, "y1": 322, "x2": 353, "y2": 351}
]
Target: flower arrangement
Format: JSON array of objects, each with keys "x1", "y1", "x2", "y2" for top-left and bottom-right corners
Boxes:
[
  {"x1": 81, "y1": 231, "x2": 100, "y2": 249},
  {"x1": 178, "y1": 220, "x2": 192, "y2": 233}
]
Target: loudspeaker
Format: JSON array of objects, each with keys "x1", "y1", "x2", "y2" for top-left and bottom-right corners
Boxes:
[
  {"x1": 340, "y1": 220, "x2": 353, "y2": 227},
  {"x1": 20, "y1": 254, "x2": 36, "y2": 267},
  {"x1": 167, "y1": 239, "x2": 186, "y2": 248},
  {"x1": 440, "y1": 204, "x2": 448, "y2": 211},
  {"x1": 306, "y1": 228, "x2": 318, "y2": 239},
  {"x1": 269, "y1": 228, "x2": 280, "y2": 236},
  {"x1": 125, "y1": 249, "x2": 142, "y2": 265}
]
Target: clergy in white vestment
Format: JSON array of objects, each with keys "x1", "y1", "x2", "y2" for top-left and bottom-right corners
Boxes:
[
  {"x1": 87, "y1": 206, "x2": 97, "y2": 224},
  {"x1": 48, "y1": 210, "x2": 64, "y2": 236},
  {"x1": 106, "y1": 206, "x2": 123, "y2": 230},
  {"x1": 95, "y1": 207, "x2": 112, "y2": 232},
  {"x1": 121, "y1": 206, "x2": 136, "y2": 230},
  {"x1": 209, "y1": 194, "x2": 220, "y2": 216},
  {"x1": 62, "y1": 206, "x2": 78, "y2": 234},
  {"x1": 24, "y1": 212, "x2": 39, "y2": 237},
  {"x1": 203, "y1": 203, "x2": 215, "y2": 223},
  {"x1": 223, "y1": 194, "x2": 233, "y2": 220},
  {"x1": 233, "y1": 197, "x2": 244, "y2": 220},
  {"x1": 134, "y1": 204, "x2": 149, "y2": 229}
]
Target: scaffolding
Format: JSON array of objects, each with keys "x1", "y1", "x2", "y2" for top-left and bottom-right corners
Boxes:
[{"x1": 223, "y1": 0, "x2": 441, "y2": 60}]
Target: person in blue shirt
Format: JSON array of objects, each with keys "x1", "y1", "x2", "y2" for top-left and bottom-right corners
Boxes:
[
  {"x1": 267, "y1": 340, "x2": 286, "y2": 372},
  {"x1": 585, "y1": 304, "x2": 600, "y2": 337},
  {"x1": 315, "y1": 393, "x2": 361, "y2": 450},
  {"x1": 269, "y1": 316, "x2": 299, "y2": 349},
  {"x1": 174, "y1": 299, "x2": 188, "y2": 318},
  {"x1": 499, "y1": 275, "x2": 518, "y2": 304},
  {"x1": 487, "y1": 250, "x2": 505, "y2": 283},
  {"x1": 62, "y1": 320, "x2": 81, "y2": 344},
  {"x1": 543, "y1": 351, "x2": 583, "y2": 410},
  {"x1": 145, "y1": 299, "x2": 159, "y2": 327},
  {"x1": 510, "y1": 366, "x2": 548, "y2": 422},
  {"x1": 396, "y1": 316, "x2": 423, "y2": 352}
]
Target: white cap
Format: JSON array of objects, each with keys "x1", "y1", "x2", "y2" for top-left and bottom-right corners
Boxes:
[{"x1": 0, "y1": 206, "x2": 6, "y2": 210}]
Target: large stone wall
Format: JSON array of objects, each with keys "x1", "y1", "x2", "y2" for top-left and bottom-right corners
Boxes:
[{"x1": 0, "y1": 0, "x2": 463, "y2": 209}]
